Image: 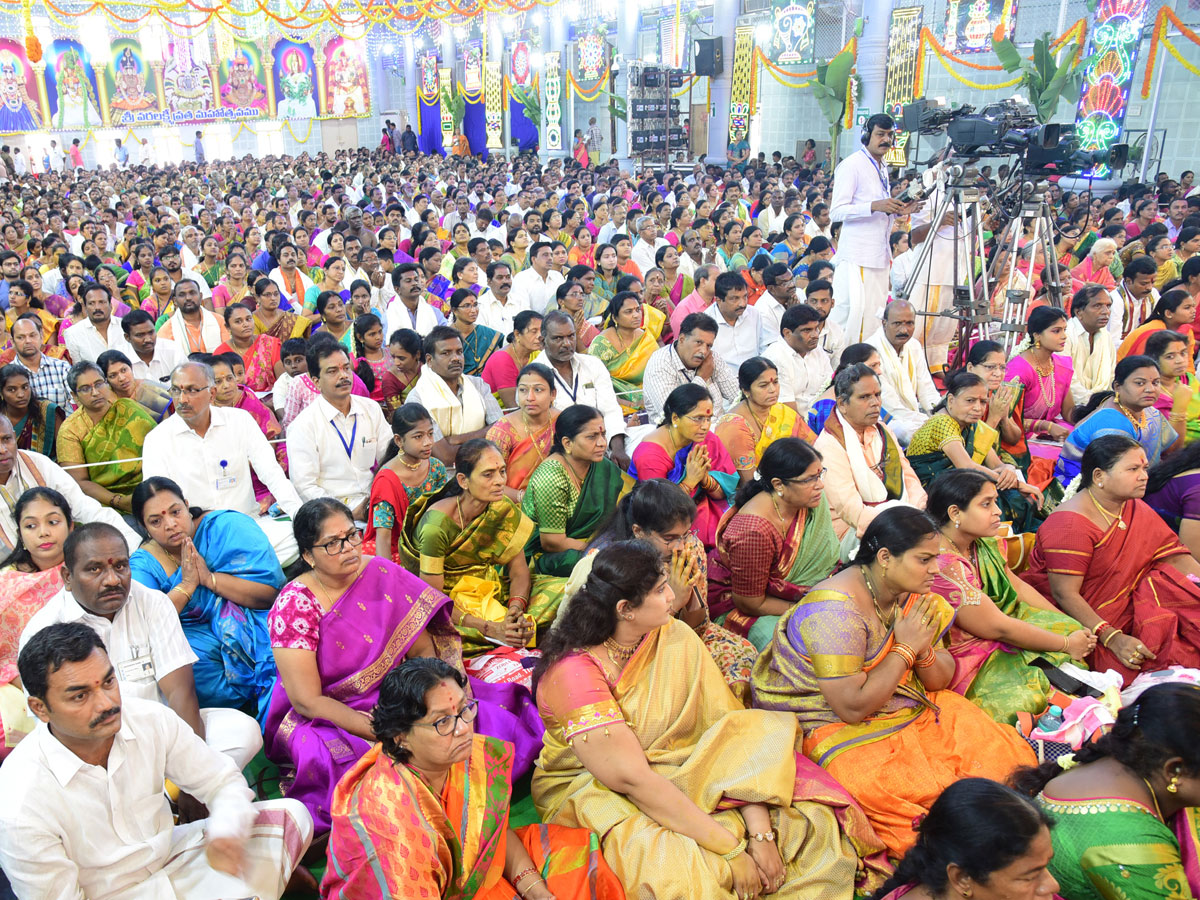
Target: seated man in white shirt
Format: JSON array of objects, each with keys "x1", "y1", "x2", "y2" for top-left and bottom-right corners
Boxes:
[
  {"x1": 63, "y1": 281, "x2": 128, "y2": 364},
  {"x1": 509, "y1": 241, "x2": 564, "y2": 315},
  {"x1": 764, "y1": 303, "x2": 832, "y2": 416},
  {"x1": 158, "y1": 278, "x2": 229, "y2": 355},
  {"x1": 630, "y1": 215, "x2": 668, "y2": 276},
  {"x1": 705, "y1": 270, "x2": 768, "y2": 377},
  {"x1": 0, "y1": 622, "x2": 313, "y2": 900},
  {"x1": 804, "y1": 277, "x2": 846, "y2": 367},
  {"x1": 20, "y1": 522, "x2": 262, "y2": 772},
  {"x1": 386, "y1": 262, "x2": 446, "y2": 337},
  {"x1": 120, "y1": 308, "x2": 182, "y2": 382},
  {"x1": 756, "y1": 262, "x2": 799, "y2": 338},
  {"x1": 865, "y1": 300, "x2": 941, "y2": 445},
  {"x1": 287, "y1": 342, "x2": 392, "y2": 521},
  {"x1": 408, "y1": 325, "x2": 503, "y2": 466},
  {"x1": 1066, "y1": 284, "x2": 1117, "y2": 405},
  {"x1": 476, "y1": 261, "x2": 519, "y2": 336},
  {"x1": 533, "y1": 310, "x2": 630, "y2": 469},
  {"x1": 142, "y1": 361, "x2": 302, "y2": 565}
]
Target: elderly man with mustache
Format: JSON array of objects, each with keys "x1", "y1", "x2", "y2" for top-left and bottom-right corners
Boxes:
[
  {"x1": 865, "y1": 299, "x2": 941, "y2": 445},
  {"x1": 286, "y1": 341, "x2": 391, "y2": 522}
]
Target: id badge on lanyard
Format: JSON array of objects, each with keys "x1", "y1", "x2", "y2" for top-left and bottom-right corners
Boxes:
[{"x1": 862, "y1": 148, "x2": 889, "y2": 199}]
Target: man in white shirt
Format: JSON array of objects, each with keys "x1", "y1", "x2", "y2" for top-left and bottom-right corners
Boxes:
[
  {"x1": 1066, "y1": 284, "x2": 1117, "y2": 406},
  {"x1": 159, "y1": 244, "x2": 213, "y2": 302},
  {"x1": 865, "y1": 300, "x2": 940, "y2": 444},
  {"x1": 142, "y1": 361, "x2": 302, "y2": 565},
  {"x1": 1108, "y1": 255, "x2": 1159, "y2": 341},
  {"x1": 533, "y1": 311, "x2": 630, "y2": 469},
  {"x1": 509, "y1": 241, "x2": 564, "y2": 315},
  {"x1": 0, "y1": 622, "x2": 312, "y2": 900},
  {"x1": 476, "y1": 261, "x2": 519, "y2": 336},
  {"x1": 803, "y1": 202, "x2": 833, "y2": 243},
  {"x1": 805, "y1": 278, "x2": 846, "y2": 367},
  {"x1": 158, "y1": 279, "x2": 229, "y2": 355},
  {"x1": 644, "y1": 312, "x2": 741, "y2": 423},
  {"x1": 287, "y1": 343, "x2": 391, "y2": 519},
  {"x1": 756, "y1": 263, "x2": 799, "y2": 338},
  {"x1": 630, "y1": 216, "x2": 668, "y2": 276},
  {"x1": 120, "y1": 309, "x2": 182, "y2": 382},
  {"x1": 20, "y1": 523, "x2": 262, "y2": 771},
  {"x1": 63, "y1": 282, "x2": 129, "y2": 364},
  {"x1": 268, "y1": 243, "x2": 314, "y2": 311},
  {"x1": 408, "y1": 326, "x2": 504, "y2": 466},
  {"x1": 0, "y1": 414, "x2": 140, "y2": 553},
  {"x1": 830, "y1": 114, "x2": 916, "y2": 341},
  {"x1": 756, "y1": 188, "x2": 788, "y2": 236},
  {"x1": 705, "y1": 271, "x2": 767, "y2": 376},
  {"x1": 764, "y1": 304, "x2": 832, "y2": 415},
  {"x1": 386, "y1": 262, "x2": 447, "y2": 337},
  {"x1": 597, "y1": 198, "x2": 629, "y2": 246}
]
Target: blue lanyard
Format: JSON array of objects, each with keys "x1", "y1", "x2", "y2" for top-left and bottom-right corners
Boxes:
[
  {"x1": 861, "y1": 148, "x2": 889, "y2": 198},
  {"x1": 330, "y1": 414, "x2": 358, "y2": 459}
]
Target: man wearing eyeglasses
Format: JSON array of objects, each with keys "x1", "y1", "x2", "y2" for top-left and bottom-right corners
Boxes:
[{"x1": 141, "y1": 361, "x2": 302, "y2": 566}]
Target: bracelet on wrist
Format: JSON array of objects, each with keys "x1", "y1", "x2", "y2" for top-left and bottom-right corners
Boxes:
[
  {"x1": 1094, "y1": 620, "x2": 1112, "y2": 638},
  {"x1": 889, "y1": 643, "x2": 917, "y2": 669},
  {"x1": 914, "y1": 648, "x2": 937, "y2": 668},
  {"x1": 1100, "y1": 628, "x2": 1123, "y2": 648},
  {"x1": 512, "y1": 866, "x2": 538, "y2": 886},
  {"x1": 719, "y1": 838, "x2": 748, "y2": 862},
  {"x1": 508, "y1": 596, "x2": 529, "y2": 612},
  {"x1": 752, "y1": 830, "x2": 776, "y2": 843}
]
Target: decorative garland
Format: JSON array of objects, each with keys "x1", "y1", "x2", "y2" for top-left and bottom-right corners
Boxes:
[
  {"x1": 565, "y1": 60, "x2": 609, "y2": 100},
  {"x1": 913, "y1": 19, "x2": 1087, "y2": 95},
  {"x1": 1142, "y1": 7, "x2": 1200, "y2": 97}
]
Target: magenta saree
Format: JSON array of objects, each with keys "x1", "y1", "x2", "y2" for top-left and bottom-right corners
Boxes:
[
  {"x1": 263, "y1": 557, "x2": 544, "y2": 834},
  {"x1": 1004, "y1": 354, "x2": 1074, "y2": 440},
  {"x1": 233, "y1": 388, "x2": 288, "y2": 502}
]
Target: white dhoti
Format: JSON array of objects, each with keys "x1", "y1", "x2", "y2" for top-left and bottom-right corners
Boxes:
[
  {"x1": 909, "y1": 279, "x2": 958, "y2": 372},
  {"x1": 257, "y1": 515, "x2": 299, "y2": 569},
  {"x1": 200, "y1": 707, "x2": 264, "y2": 771},
  {"x1": 162, "y1": 799, "x2": 313, "y2": 900},
  {"x1": 831, "y1": 263, "x2": 889, "y2": 343}
]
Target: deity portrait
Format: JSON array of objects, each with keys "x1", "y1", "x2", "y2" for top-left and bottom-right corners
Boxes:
[
  {"x1": 221, "y1": 48, "x2": 267, "y2": 112},
  {"x1": 276, "y1": 48, "x2": 316, "y2": 119},
  {"x1": 110, "y1": 47, "x2": 156, "y2": 118},
  {"x1": 326, "y1": 44, "x2": 368, "y2": 117},
  {"x1": 0, "y1": 51, "x2": 39, "y2": 131},
  {"x1": 53, "y1": 46, "x2": 101, "y2": 130},
  {"x1": 162, "y1": 39, "x2": 212, "y2": 113}
]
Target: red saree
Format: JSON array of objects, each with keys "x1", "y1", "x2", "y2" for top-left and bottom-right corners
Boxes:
[{"x1": 1023, "y1": 499, "x2": 1200, "y2": 684}]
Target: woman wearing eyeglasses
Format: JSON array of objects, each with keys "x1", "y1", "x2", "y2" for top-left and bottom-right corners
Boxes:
[
  {"x1": 266, "y1": 498, "x2": 543, "y2": 836},
  {"x1": 708, "y1": 438, "x2": 840, "y2": 652},
  {"x1": 129, "y1": 476, "x2": 283, "y2": 726}
]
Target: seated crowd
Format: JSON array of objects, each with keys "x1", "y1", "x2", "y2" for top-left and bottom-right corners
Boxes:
[{"x1": 0, "y1": 143, "x2": 1199, "y2": 900}]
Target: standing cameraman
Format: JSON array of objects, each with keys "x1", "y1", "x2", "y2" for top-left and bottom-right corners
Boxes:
[{"x1": 830, "y1": 113, "x2": 917, "y2": 341}]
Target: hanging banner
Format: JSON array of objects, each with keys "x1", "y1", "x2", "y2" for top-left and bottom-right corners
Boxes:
[
  {"x1": 416, "y1": 53, "x2": 443, "y2": 155},
  {"x1": 45, "y1": 39, "x2": 102, "y2": 130},
  {"x1": 0, "y1": 40, "x2": 43, "y2": 131},
  {"x1": 544, "y1": 50, "x2": 562, "y2": 151},
  {"x1": 577, "y1": 34, "x2": 606, "y2": 80},
  {"x1": 323, "y1": 36, "x2": 370, "y2": 117},
  {"x1": 106, "y1": 40, "x2": 159, "y2": 126},
  {"x1": 420, "y1": 53, "x2": 440, "y2": 96},
  {"x1": 463, "y1": 39, "x2": 483, "y2": 93},
  {"x1": 439, "y1": 66, "x2": 454, "y2": 144},
  {"x1": 511, "y1": 40, "x2": 532, "y2": 86},
  {"x1": 217, "y1": 43, "x2": 268, "y2": 116},
  {"x1": 943, "y1": 0, "x2": 1017, "y2": 54},
  {"x1": 161, "y1": 38, "x2": 215, "y2": 118},
  {"x1": 484, "y1": 60, "x2": 502, "y2": 151},
  {"x1": 767, "y1": 0, "x2": 817, "y2": 65},
  {"x1": 728, "y1": 25, "x2": 756, "y2": 143},
  {"x1": 270, "y1": 39, "x2": 317, "y2": 120},
  {"x1": 883, "y1": 6, "x2": 924, "y2": 166},
  {"x1": 1074, "y1": 0, "x2": 1148, "y2": 177}
]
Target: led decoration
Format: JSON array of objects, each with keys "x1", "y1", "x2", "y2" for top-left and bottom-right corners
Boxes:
[
  {"x1": 1074, "y1": 0, "x2": 1147, "y2": 177},
  {"x1": 727, "y1": 24, "x2": 756, "y2": 142},
  {"x1": 882, "y1": 6, "x2": 923, "y2": 167},
  {"x1": 944, "y1": 0, "x2": 1017, "y2": 54},
  {"x1": 544, "y1": 49, "x2": 562, "y2": 150},
  {"x1": 484, "y1": 59, "x2": 502, "y2": 149},
  {"x1": 767, "y1": 0, "x2": 816, "y2": 65},
  {"x1": 577, "y1": 33, "x2": 605, "y2": 80}
]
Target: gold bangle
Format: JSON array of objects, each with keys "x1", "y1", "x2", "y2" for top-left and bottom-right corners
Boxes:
[
  {"x1": 210, "y1": 572, "x2": 218, "y2": 591},
  {"x1": 1061, "y1": 634, "x2": 1071, "y2": 653},
  {"x1": 915, "y1": 648, "x2": 937, "y2": 668},
  {"x1": 1100, "y1": 628, "x2": 1123, "y2": 648},
  {"x1": 719, "y1": 838, "x2": 748, "y2": 861}
]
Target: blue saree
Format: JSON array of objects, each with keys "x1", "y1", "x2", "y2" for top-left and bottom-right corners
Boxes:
[
  {"x1": 1056, "y1": 406, "x2": 1177, "y2": 483},
  {"x1": 130, "y1": 509, "x2": 284, "y2": 721}
]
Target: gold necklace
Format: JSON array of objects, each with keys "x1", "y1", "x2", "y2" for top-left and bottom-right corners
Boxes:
[
  {"x1": 312, "y1": 571, "x2": 337, "y2": 610},
  {"x1": 520, "y1": 412, "x2": 551, "y2": 463},
  {"x1": 603, "y1": 635, "x2": 640, "y2": 668},
  {"x1": 769, "y1": 492, "x2": 793, "y2": 527},
  {"x1": 860, "y1": 565, "x2": 896, "y2": 629},
  {"x1": 1086, "y1": 488, "x2": 1127, "y2": 530},
  {"x1": 746, "y1": 404, "x2": 769, "y2": 441},
  {"x1": 1115, "y1": 399, "x2": 1146, "y2": 434},
  {"x1": 1142, "y1": 777, "x2": 1165, "y2": 821},
  {"x1": 398, "y1": 453, "x2": 425, "y2": 472}
]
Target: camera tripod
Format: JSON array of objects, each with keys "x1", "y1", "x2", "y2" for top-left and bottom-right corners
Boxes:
[{"x1": 895, "y1": 164, "x2": 992, "y2": 371}]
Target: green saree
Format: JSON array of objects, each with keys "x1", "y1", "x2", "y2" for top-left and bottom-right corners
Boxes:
[{"x1": 932, "y1": 536, "x2": 1084, "y2": 725}]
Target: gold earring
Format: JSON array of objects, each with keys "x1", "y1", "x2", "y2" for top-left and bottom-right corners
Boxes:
[
  {"x1": 1034, "y1": 338, "x2": 1041, "y2": 349},
  {"x1": 1168, "y1": 772, "x2": 1181, "y2": 794}
]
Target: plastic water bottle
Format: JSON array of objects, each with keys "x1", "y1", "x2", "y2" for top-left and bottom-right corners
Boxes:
[{"x1": 1036, "y1": 705, "x2": 1064, "y2": 733}]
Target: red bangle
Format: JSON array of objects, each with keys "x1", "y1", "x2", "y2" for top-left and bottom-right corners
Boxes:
[
  {"x1": 915, "y1": 649, "x2": 937, "y2": 668},
  {"x1": 1094, "y1": 621, "x2": 1113, "y2": 639}
]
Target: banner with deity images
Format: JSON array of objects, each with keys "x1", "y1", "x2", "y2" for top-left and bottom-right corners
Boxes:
[
  {"x1": 577, "y1": 34, "x2": 606, "y2": 80},
  {"x1": 767, "y1": 0, "x2": 817, "y2": 65},
  {"x1": 0, "y1": 39, "x2": 42, "y2": 131},
  {"x1": 44, "y1": 39, "x2": 102, "y2": 130},
  {"x1": 322, "y1": 36, "x2": 369, "y2": 117},
  {"x1": 162, "y1": 37, "x2": 214, "y2": 118},
  {"x1": 464, "y1": 39, "x2": 483, "y2": 93},
  {"x1": 943, "y1": 0, "x2": 1017, "y2": 54},
  {"x1": 882, "y1": 6, "x2": 924, "y2": 166},
  {"x1": 217, "y1": 42, "x2": 268, "y2": 116},
  {"x1": 270, "y1": 39, "x2": 317, "y2": 119},
  {"x1": 510, "y1": 40, "x2": 532, "y2": 86},
  {"x1": 105, "y1": 39, "x2": 160, "y2": 126}
]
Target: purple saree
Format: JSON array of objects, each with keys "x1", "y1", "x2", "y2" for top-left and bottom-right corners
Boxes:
[{"x1": 263, "y1": 556, "x2": 544, "y2": 834}]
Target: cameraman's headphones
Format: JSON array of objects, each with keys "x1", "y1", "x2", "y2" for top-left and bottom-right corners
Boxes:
[{"x1": 861, "y1": 113, "x2": 895, "y2": 146}]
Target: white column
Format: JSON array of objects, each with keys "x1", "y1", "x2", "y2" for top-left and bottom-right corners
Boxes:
[
  {"x1": 857, "y1": 0, "x2": 891, "y2": 125},
  {"x1": 705, "y1": 0, "x2": 739, "y2": 161},
  {"x1": 615, "y1": 1, "x2": 639, "y2": 167},
  {"x1": 403, "y1": 37, "x2": 419, "y2": 133}
]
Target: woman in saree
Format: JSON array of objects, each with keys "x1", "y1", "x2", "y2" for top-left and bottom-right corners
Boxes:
[
  {"x1": 592, "y1": 243, "x2": 621, "y2": 303},
  {"x1": 709, "y1": 438, "x2": 840, "y2": 653},
  {"x1": 716, "y1": 357, "x2": 818, "y2": 487},
  {"x1": 751, "y1": 506, "x2": 1038, "y2": 857},
  {"x1": 211, "y1": 252, "x2": 254, "y2": 310},
  {"x1": 925, "y1": 470, "x2": 1095, "y2": 725},
  {"x1": 324, "y1": 657, "x2": 622, "y2": 900},
  {"x1": 351, "y1": 313, "x2": 387, "y2": 404},
  {"x1": 0, "y1": 364, "x2": 62, "y2": 459},
  {"x1": 56, "y1": 362, "x2": 156, "y2": 515},
  {"x1": 1118, "y1": 288, "x2": 1198, "y2": 368},
  {"x1": 124, "y1": 241, "x2": 157, "y2": 301},
  {"x1": 97, "y1": 349, "x2": 174, "y2": 423},
  {"x1": 966, "y1": 340, "x2": 1032, "y2": 474},
  {"x1": 136, "y1": 266, "x2": 173, "y2": 321},
  {"x1": 197, "y1": 236, "x2": 224, "y2": 290},
  {"x1": 1004, "y1": 306, "x2": 1076, "y2": 445},
  {"x1": 568, "y1": 225, "x2": 595, "y2": 268},
  {"x1": 265, "y1": 500, "x2": 543, "y2": 837},
  {"x1": 1146, "y1": 442, "x2": 1200, "y2": 559},
  {"x1": 449, "y1": 288, "x2": 502, "y2": 377},
  {"x1": 871, "y1": 778, "x2": 1059, "y2": 900},
  {"x1": 4, "y1": 280, "x2": 60, "y2": 356},
  {"x1": 715, "y1": 220, "x2": 744, "y2": 272},
  {"x1": 551, "y1": 280, "x2": 600, "y2": 349},
  {"x1": 629, "y1": 383, "x2": 739, "y2": 549},
  {"x1": 1055, "y1": 355, "x2": 1182, "y2": 483},
  {"x1": 481, "y1": 310, "x2": 543, "y2": 410},
  {"x1": 365, "y1": 404, "x2": 449, "y2": 564},
  {"x1": 500, "y1": 228, "x2": 532, "y2": 275},
  {"x1": 23, "y1": 266, "x2": 67, "y2": 319},
  {"x1": 399, "y1": 439, "x2": 540, "y2": 660},
  {"x1": 589, "y1": 290, "x2": 664, "y2": 415},
  {"x1": 1148, "y1": 234, "x2": 1179, "y2": 291},
  {"x1": 320, "y1": 229, "x2": 347, "y2": 270},
  {"x1": 439, "y1": 223, "x2": 473, "y2": 276},
  {"x1": 1069, "y1": 236, "x2": 1117, "y2": 291},
  {"x1": 906, "y1": 371, "x2": 1046, "y2": 534},
  {"x1": 1012, "y1": 684, "x2": 1200, "y2": 900},
  {"x1": 534, "y1": 539, "x2": 891, "y2": 899},
  {"x1": 253, "y1": 276, "x2": 312, "y2": 343},
  {"x1": 304, "y1": 257, "x2": 349, "y2": 321},
  {"x1": 522, "y1": 403, "x2": 631, "y2": 581},
  {"x1": 209, "y1": 353, "x2": 288, "y2": 505},
  {"x1": 314, "y1": 290, "x2": 354, "y2": 354},
  {"x1": 449, "y1": 255, "x2": 483, "y2": 301},
  {"x1": 657, "y1": 243, "x2": 695, "y2": 310},
  {"x1": 0, "y1": 488, "x2": 72, "y2": 757},
  {"x1": 1024, "y1": 434, "x2": 1200, "y2": 686},
  {"x1": 129, "y1": 476, "x2": 283, "y2": 720},
  {"x1": 485, "y1": 363, "x2": 558, "y2": 502},
  {"x1": 216, "y1": 302, "x2": 282, "y2": 392},
  {"x1": 1146, "y1": 329, "x2": 1200, "y2": 444}
]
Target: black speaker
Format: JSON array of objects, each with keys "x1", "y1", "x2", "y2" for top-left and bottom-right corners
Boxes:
[{"x1": 695, "y1": 37, "x2": 723, "y2": 76}]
